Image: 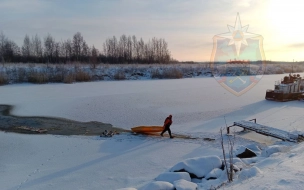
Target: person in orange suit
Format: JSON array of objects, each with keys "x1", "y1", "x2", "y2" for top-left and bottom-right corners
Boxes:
[{"x1": 161, "y1": 115, "x2": 173, "y2": 138}]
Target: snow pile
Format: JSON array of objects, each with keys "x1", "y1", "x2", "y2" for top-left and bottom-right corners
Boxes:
[
  {"x1": 170, "y1": 156, "x2": 222, "y2": 178},
  {"x1": 234, "y1": 144, "x2": 262, "y2": 158},
  {"x1": 261, "y1": 145, "x2": 290, "y2": 157},
  {"x1": 141, "y1": 181, "x2": 174, "y2": 190},
  {"x1": 204, "y1": 168, "x2": 223, "y2": 179},
  {"x1": 155, "y1": 172, "x2": 191, "y2": 183},
  {"x1": 137, "y1": 143, "x2": 292, "y2": 190},
  {"x1": 200, "y1": 169, "x2": 229, "y2": 189},
  {"x1": 173, "y1": 179, "x2": 197, "y2": 190},
  {"x1": 237, "y1": 166, "x2": 262, "y2": 180},
  {"x1": 235, "y1": 144, "x2": 262, "y2": 156},
  {"x1": 133, "y1": 156, "x2": 227, "y2": 190}
]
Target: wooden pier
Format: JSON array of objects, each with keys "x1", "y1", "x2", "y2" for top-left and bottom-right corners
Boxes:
[{"x1": 227, "y1": 119, "x2": 302, "y2": 142}]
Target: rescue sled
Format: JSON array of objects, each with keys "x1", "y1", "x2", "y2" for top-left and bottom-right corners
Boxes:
[{"x1": 131, "y1": 126, "x2": 164, "y2": 133}]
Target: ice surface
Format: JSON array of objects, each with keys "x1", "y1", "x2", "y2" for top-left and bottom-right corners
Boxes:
[{"x1": 1, "y1": 74, "x2": 304, "y2": 189}]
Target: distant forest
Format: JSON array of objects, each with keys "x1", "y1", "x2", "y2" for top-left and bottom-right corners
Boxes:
[{"x1": 0, "y1": 32, "x2": 173, "y2": 64}]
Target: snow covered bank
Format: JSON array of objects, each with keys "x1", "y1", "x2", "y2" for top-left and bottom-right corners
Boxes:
[
  {"x1": 135, "y1": 141, "x2": 302, "y2": 190},
  {"x1": 0, "y1": 63, "x2": 212, "y2": 84},
  {"x1": 0, "y1": 131, "x2": 225, "y2": 190},
  {"x1": 1, "y1": 62, "x2": 304, "y2": 85}
]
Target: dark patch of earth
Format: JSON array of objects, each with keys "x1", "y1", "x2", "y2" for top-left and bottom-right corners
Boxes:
[{"x1": 0, "y1": 104, "x2": 129, "y2": 136}]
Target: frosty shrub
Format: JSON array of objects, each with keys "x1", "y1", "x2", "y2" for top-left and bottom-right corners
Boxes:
[
  {"x1": 63, "y1": 73, "x2": 75, "y2": 84},
  {"x1": 75, "y1": 71, "x2": 91, "y2": 82},
  {"x1": 281, "y1": 65, "x2": 293, "y2": 73},
  {"x1": 163, "y1": 68, "x2": 183, "y2": 79},
  {"x1": 17, "y1": 68, "x2": 27, "y2": 82},
  {"x1": 3, "y1": 62, "x2": 304, "y2": 85},
  {"x1": 274, "y1": 68, "x2": 284, "y2": 74},
  {"x1": 151, "y1": 69, "x2": 162, "y2": 79},
  {"x1": 51, "y1": 73, "x2": 65, "y2": 83},
  {"x1": 0, "y1": 73, "x2": 8, "y2": 85},
  {"x1": 28, "y1": 71, "x2": 49, "y2": 84},
  {"x1": 293, "y1": 65, "x2": 304, "y2": 72},
  {"x1": 50, "y1": 67, "x2": 68, "y2": 82},
  {"x1": 113, "y1": 71, "x2": 126, "y2": 80}
]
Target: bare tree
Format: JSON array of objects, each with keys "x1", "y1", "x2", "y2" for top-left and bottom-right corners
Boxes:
[
  {"x1": 62, "y1": 39, "x2": 72, "y2": 63},
  {"x1": 118, "y1": 35, "x2": 126, "y2": 62},
  {"x1": 3, "y1": 33, "x2": 173, "y2": 64},
  {"x1": 127, "y1": 35, "x2": 132, "y2": 62},
  {"x1": 103, "y1": 36, "x2": 119, "y2": 63},
  {"x1": 102, "y1": 34, "x2": 172, "y2": 64},
  {"x1": 91, "y1": 45, "x2": 98, "y2": 69},
  {"x1": 32, "y1": 34, "x2": 43, "y2": 61},
  {"x1": 132, "y1": 35, "x2": 138, "y2": 62},
  {"x1": 0, "y1": 32, "x2": 7, "y2": 63},
  {"x1": 72, "y1": 32, "x2": 83, "y2": 61},
  {"x1": 137, "y1": 38, "x2": 144, "y2": 62},
  {"x1": 3, "y1": 40, "x2": 20, "y2": 62},
  {"x1": 44, "y1": 34, "x2": 55, "y2": 63},
  {"x1": 22, "y1": 34, "x2": 32, "y2": 60},
  {"x1": 81, "y1": 41, "x2": 89, "y2": 62},
  {"x1": 53, "y1": 42, "x2": 61, "y2": 63}
]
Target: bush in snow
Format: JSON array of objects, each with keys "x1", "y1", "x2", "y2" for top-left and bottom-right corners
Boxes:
[
  {"x1": 150, "y1": 68, "x2": 183, "y2": 79},
  {"x1": 28, "y1": 71, "x2": 49, "y2": 84},
  {"x1": 63, "y1": 73, "x2": 75, "y2": 84},
  {"x1": 114, "y1": 71, "x2": 126, "y2": 80},
  {"x1": 17, "y1": 68, "x2": 26, "y2": 82},
  {"x1": 0, "y1": 72, "x2": 8, "y2": 85},
  {"x1": 75, "y1": 71, "x2": 91, "y2": 82},
  {"x1": 151, "y1": 69, "x2": 163, "y2": 79},
  {"x1": 162, "y1": 68, "x2": 183, "y2": 79}
]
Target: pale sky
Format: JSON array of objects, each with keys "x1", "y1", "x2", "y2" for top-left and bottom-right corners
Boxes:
[{"x1": 1, "y1": 0, "x2": 303, "y2": 62}]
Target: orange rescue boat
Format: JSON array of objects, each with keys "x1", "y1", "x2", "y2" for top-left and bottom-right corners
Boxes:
[{"x1": 131, "y1": 126, "x2": 164, "y2": 133}]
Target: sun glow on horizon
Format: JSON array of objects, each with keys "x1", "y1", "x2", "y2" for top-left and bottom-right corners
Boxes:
[{"x1": 263, "y1": 0, "x2": 304, "y2": 61}]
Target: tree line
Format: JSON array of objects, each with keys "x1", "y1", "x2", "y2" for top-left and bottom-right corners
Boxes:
[
  {"x1": 103, "y1": 35, "x2": 171, "y2": 63},
  {"x1": 0, "y1": 32, "x2": 173, "y2": 64}
]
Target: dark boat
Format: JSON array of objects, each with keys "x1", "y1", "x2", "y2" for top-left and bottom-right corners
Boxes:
[{"x1": 265, "y1": 74, "x2": 304, "y2": 101}]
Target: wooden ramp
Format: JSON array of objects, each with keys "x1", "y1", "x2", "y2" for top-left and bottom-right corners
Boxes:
[{"x1": 227, "y1": 119, "x2": 299, "y2": 142}]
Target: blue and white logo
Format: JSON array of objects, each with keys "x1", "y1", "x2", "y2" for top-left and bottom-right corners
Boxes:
[{"x1": 210, "y1": 13, "x2": 266, "y2": 96}]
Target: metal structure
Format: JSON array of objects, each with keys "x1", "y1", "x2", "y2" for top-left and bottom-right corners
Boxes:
[
  {"x1": 227, "y1": 119, "x2": 304, "y2": 142},
  {"x1": 265, "y1": 74, "x2": 304, "y2": 101}
]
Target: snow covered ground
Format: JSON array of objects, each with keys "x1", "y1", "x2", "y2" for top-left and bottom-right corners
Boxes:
[
  {"x1": 1, "y1": 74, "x2": 304, "y2": 189},
  {"x1": 1, "y1": 62, "x2": 304, "y2": 84}
]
